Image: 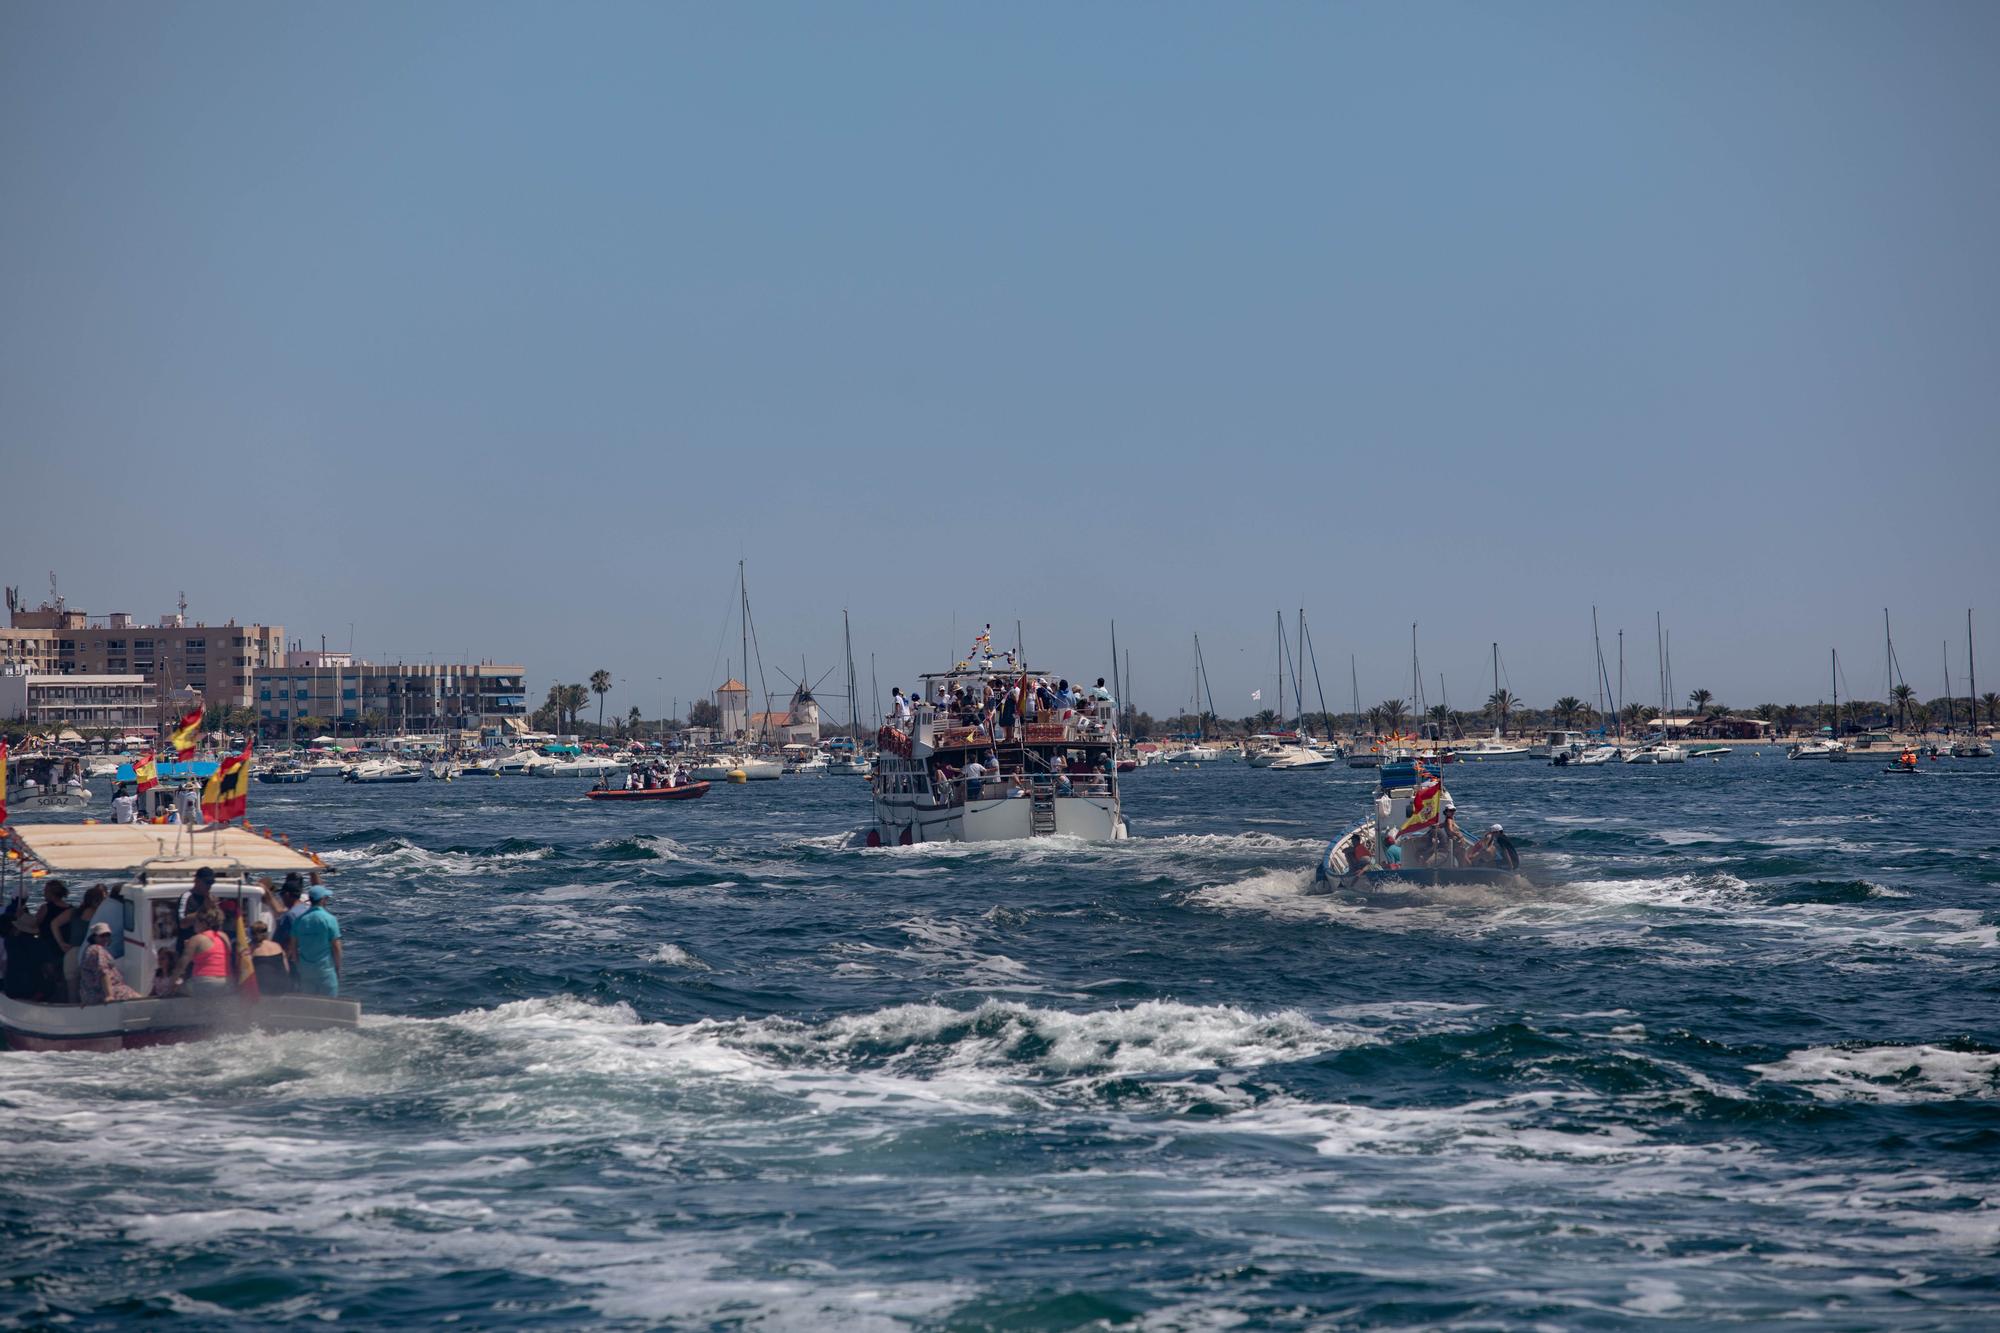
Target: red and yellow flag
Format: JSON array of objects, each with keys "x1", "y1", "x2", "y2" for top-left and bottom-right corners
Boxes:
[
  {"x1": 133, "y1": 751, "x2": 159, "y2": 794},
  {"x1": 1401, "y1": 777, "x2": 1444, "y2": 834},
  {"x1": 201, "y1": 739, "x2": 253, "y2": 824},
  {"x1": 170, "y1": 706, "x2": 204, "y2": 761}
]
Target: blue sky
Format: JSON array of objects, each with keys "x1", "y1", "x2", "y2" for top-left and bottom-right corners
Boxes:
[{"x1": 4, "y1": 2, "x2": 1996, "y2": 718}]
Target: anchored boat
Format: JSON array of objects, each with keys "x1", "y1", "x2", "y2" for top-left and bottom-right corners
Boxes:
[{"x1": 0, "y1": 824, "x2": 359, "y2": 1051}]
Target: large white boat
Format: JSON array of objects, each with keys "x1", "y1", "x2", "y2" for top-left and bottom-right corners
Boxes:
[
  {"x1": 1786, "y1": 737, "x2": 1843, "y2": 760},
  {"x1": 870, "y1": 666, "x2": 1127, "y2": 844},
  {"x1": 1265, "y1": 744, "x2": 1336, "y2": 771},
  {"x1": 1537, "y1": 731, "x2": 1590, "y2": 761},
  {"x1": 533, "y1": 756, "x2": 622, "y2": 779},
  {"x1": 1454, "y1": 738, "x2": 1535, "y2": 762},
  {"x1": 0, "y1": 823, "x2": 359, "y2": 1051},
  {"x1": 1164, "y1": 744, "x2": 1236, "y2": 765}
]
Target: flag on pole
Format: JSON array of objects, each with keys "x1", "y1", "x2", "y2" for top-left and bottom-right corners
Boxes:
[
  {"x1": 133, "y1": 751, "x2": 159, "y2": 794},
  {"x1": 170, "y1": 706, "x2": 204, "y2": 761},
  {"x1": 0, "y1": 739, "x2": 8, "y2": 827},
  {"x1": 1251, "y1": 690, "x2": 1262, "y2": 702},
  {"x1": 201, "y1": 739, "x2": 253, "y2": 824},
  {"x1": 1400, "y1": 777, "x2": 1445, "y2": 833}
]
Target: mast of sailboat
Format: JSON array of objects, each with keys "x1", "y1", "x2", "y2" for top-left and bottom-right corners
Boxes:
[
  {"x1": 1301, "y1": 612, "x2": 1332, "y2": 742},
  {"x1": 1655, "y1": 613, "x2": 1667, "y2": 729},
  {"x1": 739, "y1": 560, "x2": 749, "y2": 743},
  {"x1": 1351, "y1": 654, "x2": 1361, "y2": 741},
  {"x1": 1124, "y1": 648, "x2": 1133, "y2": 734},
  {"x1": 1491, "y1": 641, "x2": 1501, "y2": 740},
  {"x1": 1274, "y1": 611, "x2": 1286, "y2": 732},
  {"x1": 1193, "y1": 633, "x2": 1217, "y2": 740},
  {"x1": 1944, "y1": 640, "x2": 1955, "y2": 736},
  {"x1": 842, "y1": 610, "x2": 858, "y2": 742},
  {"x1": 1832, "y1": 647, "x2": 1840, "y2": 741},
  {"x1": 1971, "y1": 610, "x2": 1981, "y2": 742},
  {"x1": 1295, "y1": 608, "x2": 1307, "y2": 730}
]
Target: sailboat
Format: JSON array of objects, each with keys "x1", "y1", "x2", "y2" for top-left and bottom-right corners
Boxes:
[
  {"x1": 694, "y1": 563, "x2": 783, "y2": 781},
  {"x1": 1165, "y1": 634, "x2": 1236, "y2": 763},
  {"x1": 827, "y1": 612, "x2": 868, "y2": 775},
  {"x1": 1789, "y1": 649, "x2": 1847, "y2": 759},
  {"x1": 1624, "y1": 614, "x2": 1687, "y2": 763},
  {"x1": 1457, "y1": 643, "x2": 1533, "y2": 760},
  {"x1": 1953, "y1": 610, "x2": 1993, "y2": 758},
  {"x1": 1247, "y1": 612, "x2": 1331, "y2": 770}
]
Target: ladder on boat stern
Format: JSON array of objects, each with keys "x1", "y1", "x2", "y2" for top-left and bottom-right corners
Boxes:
[{"x1": 1030, "y1": 786, "x2": 1058, "y2": 836}]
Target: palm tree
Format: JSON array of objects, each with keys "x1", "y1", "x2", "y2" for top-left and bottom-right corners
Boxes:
[
  {"x1": 590, "y1": 670, "x2": 613, "y2": 734},
  {"x1": 1485, "y1": 689, "x2": 1519, "y2": 736},
  {"x1": 1890, "y1": 683, "x2": 1916, "y2": 731},
  {"x1": 1687, "y1": 688, "x2": 1713, "y2": 717},
  {"x1": 559, "y1": 683, "x2": 588, "y2": 732},
  {"x1": 1552, "y1": 696, "x2": 1584, "y2": 727},
  {"x1": 627, "y1": 705, "x2": 642, "y2": 737},
  {"x1": 1378, "y1": 698, "x2": 1409, "y2": 733},
  {"x1": 1983, "y1": 692, "x2": 1999, "y2": 728}
]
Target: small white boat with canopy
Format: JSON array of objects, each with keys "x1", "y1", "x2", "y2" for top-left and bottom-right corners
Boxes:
[{"x1": 1, "y1": 823, "x2": 359, "y2": 1051}]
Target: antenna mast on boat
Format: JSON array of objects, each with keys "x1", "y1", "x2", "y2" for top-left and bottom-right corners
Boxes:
[{"x1": 1109, "y1": 619, "x2": 1121, "y2": 728}]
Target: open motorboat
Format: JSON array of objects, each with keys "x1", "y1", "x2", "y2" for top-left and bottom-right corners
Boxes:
[
  {"x1": 1786, "y1": 738, "x2": 1844, "y2": 760},
  {"x1": 255, "y1": 763, "x2": 311, "y2": 784},
  {"x1": 1623, "y1": 741, "x2": 1687, "y2": 765},
  {"x1": 1266, "y1": 745, "x2": 1336, "y2": 771},
  {"x1": 1310, "y1": 757, "x2": 1523, "y2": 892},
  {"x1": 1538, "y1": 731, "x2": 1590, "y2": 762},
  {"x1": 1687, "y1": 746, "x2": 1730, "y2": 761},
  {"x1": 1562, "y1": 743, "x2": 1622, "y2": 766},
  {"x1": 4, "y1": 754, "x2": 93, "y2": 812},
  {"x1": 1454, "y1": 737, "x2": 1535, "y2": 762},
  {"x1": 0, "y1": 823, "x2": 360, "y2": 1051},
  {"x1": 1164, "y1": 744, "x2": 1234, "y2": 765},
  {"x1": 343, "y1": 759, "x2": 424, "y2": 783},
  {"x1": 533, "y1": 756, "x2": 622, "y2": 779}
]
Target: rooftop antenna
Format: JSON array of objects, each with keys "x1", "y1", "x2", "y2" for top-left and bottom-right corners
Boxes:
[{"x1": 48, "y1": 571, "x2": 62, "y2": 613}]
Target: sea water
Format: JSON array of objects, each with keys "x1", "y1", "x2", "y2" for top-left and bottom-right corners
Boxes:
[{"x1": 2, "y1": 756, "x2": 1995, "y2": 1328}]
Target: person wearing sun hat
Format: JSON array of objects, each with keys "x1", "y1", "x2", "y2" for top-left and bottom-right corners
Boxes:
[
  {"x1": 290, "y1": 885, "x2": 344, "y2": 998},
  {"x1": 79, "y1": 921, "x2": 142, "y2": 1004}
]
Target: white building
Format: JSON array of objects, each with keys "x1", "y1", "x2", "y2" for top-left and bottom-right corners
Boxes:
[
  {"x1": 0, "y1": 667, "x2": 156, "y2": 730},
  {"x1": 715, "y1": 678, "x2": 750, "y2": 738}
]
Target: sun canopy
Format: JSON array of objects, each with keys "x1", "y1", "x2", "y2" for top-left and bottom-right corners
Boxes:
[{"x1": 5, "y1": 824, "x2": 323, "y2": 876}]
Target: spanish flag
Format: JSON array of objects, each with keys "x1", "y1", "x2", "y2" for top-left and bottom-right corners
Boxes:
[
  {"x1": 201, "y1": 739, "x2": 253, "y2": 825},
  {"x1": 1401, "y1": 776, "x2": 1444, "y2": 834},
  {"x1": 170, "y1": 705, "x2": 204, "y2": 761},
  {"x1": 133, "y1": 751, "x2": 159, "y2": 794}
]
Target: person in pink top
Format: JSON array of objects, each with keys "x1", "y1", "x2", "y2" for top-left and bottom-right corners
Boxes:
[{"x1": 175, "y1": 908, "x2": 234, "y2": 996}]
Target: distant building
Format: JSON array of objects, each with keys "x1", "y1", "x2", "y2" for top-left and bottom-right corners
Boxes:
[
  {"x1": 3, "y1": 585, "x2": 281, "y2": 708},
  {"x1": 752, "y1": 682, "x2": 820, "y2": 745},
  {"x1": 0, "y1": 666, "x2": 155, "y2": 732},
  {"x1": 715, "y1": 678, "x2": 750, "y2": 738},
  {"x1": 253, "y1": 660, "x2": 527, "y2": 735}
]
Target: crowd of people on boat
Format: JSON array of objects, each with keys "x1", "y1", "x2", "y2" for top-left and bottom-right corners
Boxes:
[
  {"x1": 1346, "y1": 805, "x2": 1521, "y2": 877},
  {"x1": 0, "y1": 867, "x2": 343, "y2": 1005},
  {"x1": 597, "y1": 761, "x2": 690, "y2": 792},
  {"x1": 929, "y1": 748, "x2": 1117, "y2": 804},
  {"x1": 889, "y1": 675, "x2": 1117, "y2": 743}
]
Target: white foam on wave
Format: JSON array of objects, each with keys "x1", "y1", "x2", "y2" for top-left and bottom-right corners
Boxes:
[
  {"x1": 1749, "y1": 1045, "x2": 2000, "y2": 1103},
  {"x1": 647, "y1": 943, "x2": 711, "y2": 970}
]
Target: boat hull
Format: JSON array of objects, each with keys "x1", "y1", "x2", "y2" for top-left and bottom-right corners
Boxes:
[
  {"x1": 0, "y1": 992, "x2": 361, "y2": 1053},
  {"x1": 873, "y1": 792, "x2": 1126, "y2": 844},
  {"x1": 584, "y1": 782, "x2": 711, "y2": 802}
]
